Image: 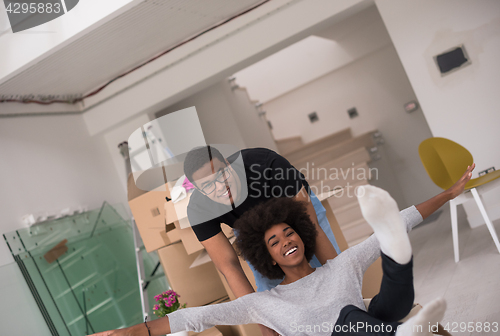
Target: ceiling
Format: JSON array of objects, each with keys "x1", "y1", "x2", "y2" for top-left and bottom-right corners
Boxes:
[
  {"x1": 233, "y1": 4, "x2": 389, "y2": 103},
  {"x1": 0, "y1": 0, "x2": 265, "y2": 98}
]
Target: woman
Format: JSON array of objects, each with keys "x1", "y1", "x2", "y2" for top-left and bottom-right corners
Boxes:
[{"x1": 90, "y1": 186, "x2": 446, "y2": 336}]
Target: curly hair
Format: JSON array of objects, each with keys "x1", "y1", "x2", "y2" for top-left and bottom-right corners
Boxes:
[{"x1": 234, "y1": 197, "x2": 318, "y2": 280}]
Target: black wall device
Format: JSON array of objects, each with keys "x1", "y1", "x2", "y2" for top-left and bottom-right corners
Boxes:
[
  {"x1": 347, "y1": 107, "x2": 359, "y2": 119},
  {"x1": 435, "y1": 45, "x2": 470, "y2": 75},
  {"x1": 308, "y1": 112, "x2": 319, "y2": 123}
]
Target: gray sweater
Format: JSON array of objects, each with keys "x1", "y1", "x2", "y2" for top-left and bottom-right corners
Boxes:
[{"x1": 168, "y1": 206, "x2": 423, "y2": 335}]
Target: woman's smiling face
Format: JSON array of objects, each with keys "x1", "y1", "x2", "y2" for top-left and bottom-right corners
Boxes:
[{"x1": 264, "y1": 222, "x2": 306, "y2": 269}]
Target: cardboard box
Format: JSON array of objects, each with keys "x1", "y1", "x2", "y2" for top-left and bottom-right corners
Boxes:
[
  {"x1": 157, "y1": 242, "x2": 228, "y2": 308},
  {"x1": 172, "y1": 219, "x2": 234, "y2": 256},
  {"x1": 189, "y1": 236, "x2": 235, "y2": 269},
  {"x1": 128, "y1": 173, "x2": 173, "y2": 252},
  {"x1": 160, "y1": 223, "x2": 181, "y2": 245},
  {"x1": 188, "y1": 326, "x2": 223, "y2": 336},
  {"x1": 165, "y1": 192, "x2": 191, "y2": 227},
  {"x1": 319, "y1": 194, "x2": 348, "y2": 252},
  {"x1": 227, "y1": 324, "x2": 261, "y2": 336},
  {"x1": 179, "y1": 225, "x2": 205, "y2": 255}
]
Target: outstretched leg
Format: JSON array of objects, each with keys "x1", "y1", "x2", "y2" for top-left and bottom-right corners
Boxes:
[
  {"x1": 397, "y1": 298, "x2": 447, "y2": 336},
  {"x1": 333, "y1": 305, "x2": 400, "y2": 335},
  {"x1": 357, "y1": 185, "x2": 412, "y2": 265},
  {"x1": 357, "y1": 185, "x2": 414, "y2": 321},
  {"x1": 332, "y1": 298, "x2": 447, "y2": 336},
  {"x1": 369, "y1": 253, "x2": 414, "y2": 322}
]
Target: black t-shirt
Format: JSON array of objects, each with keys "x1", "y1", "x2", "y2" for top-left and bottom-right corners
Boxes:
[{"x1": 187, "y1": 148, "x2": 310, "y2": 241}]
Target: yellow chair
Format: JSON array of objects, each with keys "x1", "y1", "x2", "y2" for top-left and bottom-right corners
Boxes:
[{"x1": 419, "y1": 137, "x2": 500, "y2": 262}]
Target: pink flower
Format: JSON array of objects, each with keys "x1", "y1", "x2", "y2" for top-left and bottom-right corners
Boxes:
[{"x1": 153, "y1": 290, "x2": 185, "y2": 314}]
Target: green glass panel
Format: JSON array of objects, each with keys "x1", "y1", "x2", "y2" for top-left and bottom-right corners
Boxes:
[{"x1": 3, "y1": 202, "x2": 169, "y2": 335}]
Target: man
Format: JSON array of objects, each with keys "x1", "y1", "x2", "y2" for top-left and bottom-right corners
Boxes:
[
  {"x1": 184, "y1": 146, "x2": 340, "y2": 289},
  {"x1": 179, "y1": 145, "x2": 474, "y2": 336}
]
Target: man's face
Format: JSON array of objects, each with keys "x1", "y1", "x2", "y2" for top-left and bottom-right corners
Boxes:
[{"x1": 191, "y1": 158, "x2": 241, "y2": 206}]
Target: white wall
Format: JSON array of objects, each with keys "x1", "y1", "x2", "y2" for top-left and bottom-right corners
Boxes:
[
  {"x1": 376, "y1": 0, "x2": 500, "y2": 227},
  {"x1": 234, "y1": 5, "x2": 393, "y2": 103},
  {"x1": 103, "y1": 113, "x2": 152, "y2": 194},
  {"x1": 264, "y1": 43, "x2": 440, "y2": 207},
  {"x1": 0, "y1": 263, "x2": 51, "y2": 336},
  {"x1": 220, "y1": 81, "x2": 277, "y2": 151},
  {"x1": 0, "y1": 114, "x2": 126, "y2": 267}
]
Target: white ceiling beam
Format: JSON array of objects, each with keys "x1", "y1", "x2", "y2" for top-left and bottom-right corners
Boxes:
[{"x1": 82, "y1": 0, "x2": 370, "y2": 136}]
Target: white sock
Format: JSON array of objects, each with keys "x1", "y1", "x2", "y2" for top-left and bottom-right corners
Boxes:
[
  {"x1": 396, "y1": 298, "x2": 447, "y2": 336},
  {"x1": 356, "y1": 185, "x2": 412, "y2": 264}
]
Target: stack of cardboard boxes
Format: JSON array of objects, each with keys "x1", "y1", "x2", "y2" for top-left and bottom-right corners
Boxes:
[{"x1": 127, "y1": 173, "x2": 259, "y2": 336}]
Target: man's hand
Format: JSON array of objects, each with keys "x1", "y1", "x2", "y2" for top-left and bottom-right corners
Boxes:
[
  {"x1": 259, "y1": 324, "x2": 280, "y2": 336},
  {"x1": 446, "y1": 164, "x2": 475, "y2": 199}
]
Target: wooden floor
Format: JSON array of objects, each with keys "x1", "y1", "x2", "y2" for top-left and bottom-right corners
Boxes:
[{"x1": 409, "y1": 204, "x2": 500, "y2": 336}]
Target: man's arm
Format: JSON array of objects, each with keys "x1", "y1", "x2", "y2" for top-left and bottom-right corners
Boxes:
[
  {"x1": 415, "y1": 164, "x2": 474, "y2": 219},
  {"x1": 201, "y1": 232, "x2": 279, "y2": 336},
  {"x1": 201, "y1": 231, "x2": 255, "y2": 298},
  {"x1": 294, "y1": 186, "x2": 338, "y2": 265}
]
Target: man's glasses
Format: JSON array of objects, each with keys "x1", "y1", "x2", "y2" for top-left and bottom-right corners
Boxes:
[{"x1": 199, "y1": 167, "x2": 232, "y2": 195}]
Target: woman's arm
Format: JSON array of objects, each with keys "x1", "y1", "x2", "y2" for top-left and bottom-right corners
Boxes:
[
  {"x1": 87, "y1": 315, "x2": 171, "y2": 336},
  {"x1": 345, "y1": 165, "x2": 475, "y2": 271},
  {"x1": 415, "y1": 164, "x2": 474, "y2": 220},
  {"x1": 167, "y1": 298, "x2": 255, "y2": 333},
  {"x1": 87, "y1": 296, "x2": 256, "y2": 336}
]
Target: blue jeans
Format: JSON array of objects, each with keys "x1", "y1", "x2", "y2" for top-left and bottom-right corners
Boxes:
[{"x1": 247, "y1": 191, "x2": 341, "y2": 291}]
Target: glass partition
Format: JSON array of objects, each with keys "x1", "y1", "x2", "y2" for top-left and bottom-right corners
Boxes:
[{"x1": 3, "y1": 202, "x2": 168, "y2": 336}]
